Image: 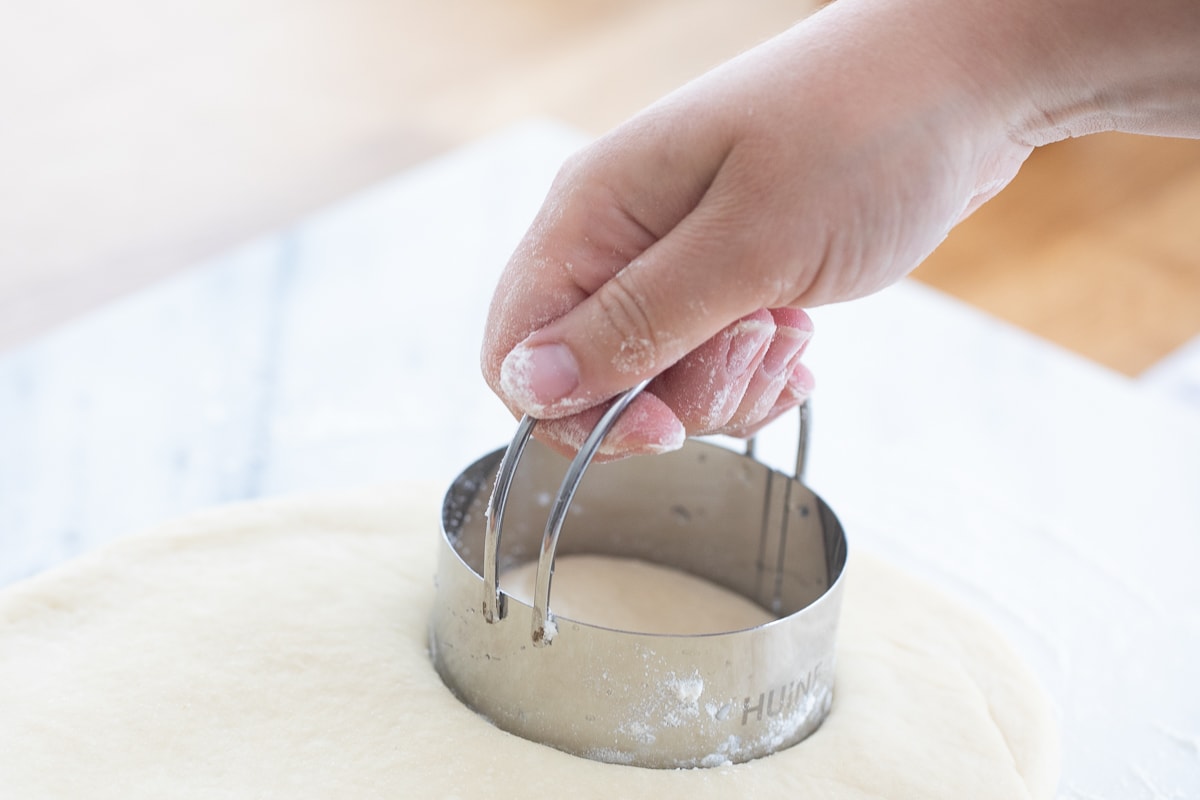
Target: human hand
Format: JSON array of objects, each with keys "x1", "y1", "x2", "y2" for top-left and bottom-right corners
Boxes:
[{"x1": 481, "y1": 0, "x2": 1200, "y2": 459}]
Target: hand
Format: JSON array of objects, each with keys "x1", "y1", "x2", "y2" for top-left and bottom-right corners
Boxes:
[{"x1": 481, "y1": 0, "x2": 1200, "y2": 459}]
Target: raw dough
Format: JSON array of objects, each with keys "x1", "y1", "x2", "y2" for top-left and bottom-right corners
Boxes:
[
  {"x1": 0, "y1": 485, "x2": 1059, "y2": 799},
  {"x1": 502, "y1": 554, "x2": 777, "y2": 634}
]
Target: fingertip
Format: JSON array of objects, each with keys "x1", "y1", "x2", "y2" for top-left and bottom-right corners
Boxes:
[
  {"x1": 715, "y1": 349, "x2": 815, "y2": 439},
  {"x1": 761, "y1": 323, "x2": 812, "y2": 378},
  {"x1": 724, "y1": 309, "x2": 777, "y2": 376},
  {"x1": 785, "y1": 361, "x2": 815, "y2": 400},
  {"x1": 533, "y1": 393, "x2": 686, "y2": 463},
  {"x1": 768, "y1": 307, "x2": 814, "y2": 334},
  {"x1": 600, "y1": 393, "x2": 687, "y2": 457},
  {"x1": 651, "y1": 311, "x2": 777, "y2": 434},
  {"x1": 720, "y1": 391, "x2": 803, "y2": 440},
  {"x1": 499, "y1": 339, "x2": 589, "y2": 418}
]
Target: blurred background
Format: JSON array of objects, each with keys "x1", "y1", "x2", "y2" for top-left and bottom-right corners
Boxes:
[{"x1": 3, "y1": 0, "x2": 1199, "y2": 373}]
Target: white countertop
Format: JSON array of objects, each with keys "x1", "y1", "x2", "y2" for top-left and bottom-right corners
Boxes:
[{"x1": 1, "y1": 120, "x2": 1197, "y2": 799}]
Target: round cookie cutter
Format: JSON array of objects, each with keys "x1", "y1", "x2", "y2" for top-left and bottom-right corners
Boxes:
[{"x1": 430, "y1": 381, "x2": 848, "y2": 768}]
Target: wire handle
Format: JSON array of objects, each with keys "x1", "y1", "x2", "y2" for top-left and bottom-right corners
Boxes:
[{"x1": 483, "y1": 382, "x2": 810, "y2": 645}]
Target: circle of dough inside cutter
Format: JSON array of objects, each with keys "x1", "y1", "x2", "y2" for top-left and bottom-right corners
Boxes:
[{"x1": 500, "y1": 553, "x2": 777, "y2": 635}]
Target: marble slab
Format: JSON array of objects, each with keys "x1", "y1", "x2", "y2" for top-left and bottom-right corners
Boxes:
[{"x1": 1, "y1": 120, "x2": 1198, "y2": 799}]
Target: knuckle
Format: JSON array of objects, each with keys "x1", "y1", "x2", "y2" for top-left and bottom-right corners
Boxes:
[
  {"x1": 595, "y1": 275, "x2": 662, "y2": 376},
  {"x1": 552, "y1": 146, "x2": 603, "y2": 197}
]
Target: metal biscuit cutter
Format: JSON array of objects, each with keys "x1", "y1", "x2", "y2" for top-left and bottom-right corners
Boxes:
[{"x1": 430, "y1": 380, "x2": 848, "y2": 768}]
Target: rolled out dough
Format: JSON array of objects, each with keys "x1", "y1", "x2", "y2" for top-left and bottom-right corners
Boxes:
[{"x1": 0, "y1": 485, "x2": 1059, "y2": 799}]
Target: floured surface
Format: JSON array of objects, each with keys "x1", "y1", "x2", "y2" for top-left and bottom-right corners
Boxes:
[{"x1": 0, "y1": 485, "x2": 1059, "y2": 799}]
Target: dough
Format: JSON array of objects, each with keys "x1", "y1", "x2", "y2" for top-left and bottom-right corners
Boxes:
[
  {"x1": 501, "y1": 554, "x2": 777, "y2": 634},
  {"x1": 0, "y1": 485, "x2": 1059, "y2": 799}
]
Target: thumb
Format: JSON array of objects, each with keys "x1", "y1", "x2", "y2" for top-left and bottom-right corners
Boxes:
[{"x1": 498, "y1": 197, "x2": 783, "y2": 419}]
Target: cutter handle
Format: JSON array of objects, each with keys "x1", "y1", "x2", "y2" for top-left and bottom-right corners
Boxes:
[
  {"x1": 528, "y1": 379, "x2": 652, "y2": 645},
  {"x1": 480, "y1": 379, "x2": 650, "y2": 638},
  {"x1": 745, "y1": 400, "x2": 810, "y2": 481},
  {"x1": 484, "y1": 381, "x2": 810, "y2": 645},
  {"x1": 480, "y1": 414, "x2": 536, "y2": 623}
]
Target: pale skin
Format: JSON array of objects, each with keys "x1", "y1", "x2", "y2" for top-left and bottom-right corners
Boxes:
[{"x1": 482, "y1": 0, "x2": 1200, "y2": 459}]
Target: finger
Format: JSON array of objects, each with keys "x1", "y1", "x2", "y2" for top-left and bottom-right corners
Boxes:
[
  {"x1": 647, "y1": 310, "x2": 775, "y2": 435},
  {"x1": 480, "y1": 112, "x2": 733, "y2": 412},
  {"x1": 535, "y1": 309, "x2": 805, "y2": 457},
  {"x1": 718, "y1": 308, "x2": 813, "y2": 433},
  {"x1": 531, "y1": 392, "x2": 686, "y2": 463},
  {"x1": 721, "y1": 360, "x2": 815, "y2": 440},
  {"x1": 497, "y1": 167, "x2": 792, "y2": 419}
]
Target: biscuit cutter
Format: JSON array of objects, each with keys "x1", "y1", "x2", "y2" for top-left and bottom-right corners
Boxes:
[{"x1": 430, "y1": 381, "x2": 848, "y2": 768}]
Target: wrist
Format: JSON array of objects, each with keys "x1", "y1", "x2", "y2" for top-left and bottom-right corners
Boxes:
[{"x1": 929, "y1": 0, "x2": 1200, "y2": 144}]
